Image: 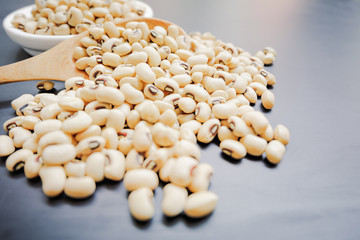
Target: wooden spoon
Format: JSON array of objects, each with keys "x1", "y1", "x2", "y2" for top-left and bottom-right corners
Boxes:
[{"x1": 0, "y1": 17, "x2": 186, "y2": 84}]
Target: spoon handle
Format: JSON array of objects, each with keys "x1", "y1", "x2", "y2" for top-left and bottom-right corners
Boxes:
[{"x1": 0, "y1": 32, "x2": 87, "y2": 84}]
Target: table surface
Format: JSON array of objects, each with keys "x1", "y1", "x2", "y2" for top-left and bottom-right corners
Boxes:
[{"x1": 1, "y1": 0, "x2": 360, "y2": 239}]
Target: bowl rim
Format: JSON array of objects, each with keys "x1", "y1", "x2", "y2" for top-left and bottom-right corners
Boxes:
[{"x1": 3, "y1": 1, "x2": 154, "y2": 42}]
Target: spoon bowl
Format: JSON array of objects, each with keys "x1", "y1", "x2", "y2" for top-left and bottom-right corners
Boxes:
[{"x1": 0, "y1": 17, "x2": 187, "y2": 84}]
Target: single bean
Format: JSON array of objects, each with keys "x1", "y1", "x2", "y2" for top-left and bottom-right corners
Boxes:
[
  {"x1": 265, "y1": 140, "x2": 286, "y2": 164},
  {"x1": 0, "y1": 135, "x2": 15, "y2": 157},
  {"x1": 128, "y1": 187, "x2": 155, "y2": 221},
  {"x1": 9, "y1": 127, "x2": 32, "y2": 148},
  {"x1": 240, "y1": 134, "x2": 267, "y2": 156},
  {"x1": 64, "y1": 160, "x2": 86, "y2": 177},
  {"x1": 39, "y1": 166, "x2": 66, "y2": 197},
  {"x1": 24, "y1": 154, "x2": 42, "y2": 179},
  {"x1": 162, "y1": 183, "x2": 188, "y2": 217},
  {"x1": 184, "y1": 191, "x2": 218, "y2": 218},
  {"x1": 188, "y1": 163, "x2": 213, "y2": 192},
  {"x1": 274, "y1": 124, "x2": 290, "y2": 146},
  {"x1": 42, "y1": 144, "x2": 76, "y2": 165},
  {"x1": 197, "y1": 119, "x2": 220, "y2": 143},
  {"x1": 64, "y1": 176, "x2": 96, "y2": 199},
  {"x1": 220, "y1": 139, "x2": 247, "y2": 159},
  {"x1": 261, "y1": 90, "x2": 275, "y2": 110},
  {"x1": 124, "y1": 168, "x2": 159, "y2": 191}
]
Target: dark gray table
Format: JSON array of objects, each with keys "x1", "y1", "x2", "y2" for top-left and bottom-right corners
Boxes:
[{"x1": 1, "y1": 0, "x2": 360, "y2": 239}]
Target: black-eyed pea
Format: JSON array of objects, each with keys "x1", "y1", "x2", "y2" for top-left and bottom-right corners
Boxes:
[
  {"x1": 8, "y1": 127, "x2": 32, "y2": 148},
  {"x1": 172, "y1": 139, "x2": 201, "y2": 161},
  {"x1": 159, "y1": 157, "x2": 176, "y2": 182},
  {"x1": 252, "y1": 73, "x2": 267, "y2": 86},
  {"x1": 62, "y1": 111, "x2": 92, "y2": 134},
  {"x1": 127, "y1": 28, "x2": 142, "y2": 44},
  {"x1": 120, "y1": 83, "x2": 145, "y2": 105},
  {"x1": 249, "y1": 82, "x2": 267, "y2": 96},
  {"x1": 101, "y1": 128, "x2": 118, "y2": 150},
  {"x1": 149, "y1": 30, "x2": 164, "y2": 45},
  {"x1": 118, "y1": 137, "x2": 133, "y2": 156},
  {"x1": 180, "y1": 120, "x2": 202, "y2": 134},
  {"x1": 142, "y1": 148, "x2": 169, "y2": 172},
  {"x1": 212, "y1": 102, "x2": 237, "y2": 119},
  {"x1": 263, "y1": 47, "x2": 277, "y2": 57},
  {"x1": 125, "y1": 149, "x2": 144, "y2": 171},
  {"x1": 240, "y1": 134, "x2": 267, "y2": 156},
  {"x1": 112, "y1": 42, "x2": 132, "y2": 56},
  {"x1": 94, "y1": 74, "x2": 118, "y2": 88},
  {"x1": 162, "y1": 93, "x2": 181, "y2": 108},
  {"x1": 184, "y1": 191, "x2": 218, "y2": 218},
  {"x1": 39, "y1": 166, "x2": 66, "y2": 197},
  {"x1": 190, "y1": 71, "x2": 203, "y2": 83},
  {"x1": 85, "y1": 152, "x2": 106, "y2": 182},
  {"x1": 243, "y1": 87, "x2": 257, "y2": 103},
  {"x1": 42, "y1": 144, "x2": 76, "y2": 165},
  {"x1": 274, "y1": 124, "x2": 290, "y2": 146},
  {"x1": 261, "y1": 90, "x2": 275, "y2": 110},
  {"x1": 178, "y1": 97, "x2": 196, "y2": 114},
  {"x1": 75, "y1": 125, "x2": 101, "y2": 142},
  {"x1": 162, "y1": 183, "x2": 188, "y2": 217},
  {"x1": 160, "y1": 59, "x2": 171, "y2": 70},
  {"x1": 102, "y1": 52, "x2": 121, "y2": 68},
  {"x1": 155, "y1": 77, "x2": 179, "y2": 94},
  {"x1": 259, "y1": 69, "x2": 276, "y2": 85},
  {"x1": 220, "y1": 139, "x2": 247, "y2": 159},
  {"x1": 126, "y1": 110, "x2": 141, "y2": 129},
  {"x1": 142, "y1": 46, "x2": 161, "y2": 67},
  {"x1": 53, "y1": 23, "x2": 70, "y2": 35},
  {"x1": 153, "y1": 100, "x2": 174, "y2": 114},
  {"x1": 143, "y1": 84, "x2": 164, "y2": 101},
  {"x1": 187, "y1": 54, "x2": 208, "y2": 67},
  {"x1": 188, "y1": 163, "x2": 214, "y2": 192},
  {"x1": 265, "y1": 140, "x2": 286, "y2": 164},
  {"x1": 211, "y1": 90, "x2": 229, "y2": 101},
  {"x1": 0, "y1": 135, "x2": 15, "y2": 157},
  {"x1": 103, "y1": 21, "x2": 120, "y2": 38},
  {"x1": 228, "y1": 116, "x2": 253, "y2": 137},
  {"x1": 24, "y1": 155, "x2": 42, "y2": 179},
  {"x1": 135, "y1": 63, "x2": 156, "y2": 84},
  {"x1": 128, "y1": 187, "x2": 155, "y2": 221},
  {"x1": 90, "y1": 7, "x2": 110, "y2": 18},
  {"x1": 259, "y1": 124, "x2": 274, "y2": 142},
  {"x1": 177, "y1": 113, "x2": 195, "y2": 125},
  {"x1": 132, "y1": 126, "x2": 153, "y2": 153},
  {"x1": 64, "y1": 176, "x2": 96, "y2": 199},
  {"x1": 179, "y1": 127, "x2": 197, "y2": 144},
  {"x1": 263, "y1": 52, "x2": 275, "y2": 66},
  {"x1": 21, "y1": 116, "x2": 41, "y2": 130},
  {"x1": 3, "y1": 116, "x2": 24, "y2": 132},
  {"x1": 37, "y1": 130, "x2": 72, "y2": 154},
  {"x1": 123, "y1": 51, "x2": 148, "y2": 65},
  {"x1": 183, "y1": 84, "x2": 210, "y2": 102},
  {"x1": 89, "y1": 64, "x2": 107, "y2": 81},
  {"x1": 176, "y1": 35, "x2": 190, "y2": 50},
  {"x1": 76, "y1": 136, "x2": 106, "y2": 158},
  {"x1": 151, "y1": 122, "x2": 179, "y2": 147},
  {"x1": 67, "y1": 7, "x2": 83, "y2": 27},
  {"x1": 194, "y1": 102, "x2": 211, "y2": 123},
  {"x1": 95, "y1": 86, "x2": 125, "y2": 106},
  {"x1": 124, "y1": 169, "x2": 159, "y2": 191},
  {"x1": 158, "y1": 109, "x2": 176, "y2": 127},
  {"x1": 88, "y1": 26, "x2": 104, "y2": 40},
  {"x1": 64, "y1": 160, "x2": 86, "y2": 177},
  {"x1": 235, "y1": 94, "x2": 250, "y2": 106},
  {"x1": 103, "y1": 149, "x2": 126, "y2": 181},
  {"x1": 85, "y1": 100, "x2": 112, "y2": 114},
  {"x1": 171, "y1": 74, "x2": 192, "y2": 87},
  {"x1": 119, "y1": 77, "x2": 144, "y2": 91},
  {"x1": 169, "y1": 156, "x2": 198, "y2": 187},
  {"x1": 6, "y1": 149, "x2": 33, "y2": 172},
  {"x1": 139, "y1": 102, "x2": 160, "y2": 124},
  {"x1": 242, "y1": 111, "x2": 269, "y2": 135},
  {"x1": 11, "y1": 94, "x2": 34, "y2": 112},
  {"x1": 218, "y1": 126, "x2": 238, "y2": 142},
  {"x1": 58, "y1": 96, "x2": 84, "y2": 111}
]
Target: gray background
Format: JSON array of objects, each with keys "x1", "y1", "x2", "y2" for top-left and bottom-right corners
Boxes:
[{"x1": 1, "y1": 0, "x2": 360, "y2": 239}]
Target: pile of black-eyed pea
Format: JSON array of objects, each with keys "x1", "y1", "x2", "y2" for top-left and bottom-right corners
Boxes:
[
  {"x1": 0, "y1": 20, "x2": 290, "y2": 221},
  {"x1": 11, "y1": 0, "x2": 148, "y2": 35}
]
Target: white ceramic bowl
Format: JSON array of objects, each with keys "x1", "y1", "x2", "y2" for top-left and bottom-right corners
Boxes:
[{"x1": 3, "y1": 2, "x2": 154, "y2": 56}]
